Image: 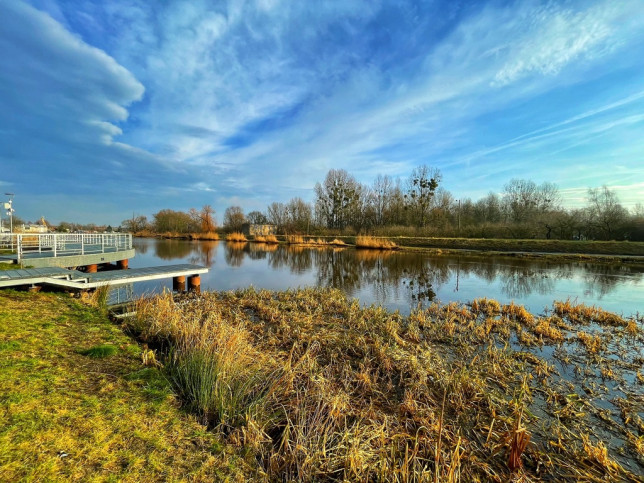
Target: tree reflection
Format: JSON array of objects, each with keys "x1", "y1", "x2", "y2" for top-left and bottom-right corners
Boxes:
[
  {"x1": 146, "y1": 239, "x2": 643, "y2": 310},
  {"x1": 224, "y1": 242, "x2": 247, "y2": 267},
  {"x1": 189, "y1": 240, "x2": 219, "y2": 267},
  {"x1": 153, "y1": 239, "x2": 193, "y2": 259}
]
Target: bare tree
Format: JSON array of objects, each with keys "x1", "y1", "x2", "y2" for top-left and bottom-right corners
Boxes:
[
  {"x1": 223, "y1": 206, "x2": 246, "y2": 233},
  {"x1": 405, "y1": 165, "x2": 441, "y2": 227}
]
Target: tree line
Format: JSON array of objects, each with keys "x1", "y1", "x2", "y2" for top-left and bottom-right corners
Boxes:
[{"x1": 122, "y1": 167, "x2": 644, "y2": 241}]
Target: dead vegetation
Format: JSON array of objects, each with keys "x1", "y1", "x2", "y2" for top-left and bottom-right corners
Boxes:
[
  {"x1": 128, "y1": 290, "x2": 644, "y2": 481},
  {"x1": 355, "y1": 235, "x2": 399, "y2": 250},
  {"x1": 225, "y1": 232, "x2": 248, "y2": 242}
]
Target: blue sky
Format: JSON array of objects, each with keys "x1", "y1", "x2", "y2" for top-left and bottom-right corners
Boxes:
[{"x1": 1, "y1": 0, "x2": 643, "y2": 226}]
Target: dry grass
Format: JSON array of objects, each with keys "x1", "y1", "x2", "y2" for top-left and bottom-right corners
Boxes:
[
  {"x1": 355, "y1": 235, "x2": 398, "y2": 250},
  {"x1": 190, "y1": 231, "x2": 220, "y2": 241},
  {"x1": 128, "y1": 289, "x2": 644, "y2": 482},
  {"x1": 226, "y1": 232, "x2": 248, "y2": 242},
  {"x1": 254, "y1": 235, "x2": 279, "y2": 244}
]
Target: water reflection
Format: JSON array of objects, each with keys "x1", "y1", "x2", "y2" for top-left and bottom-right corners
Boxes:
[
  {"x1": 132, "y1": 239, "x2": 644, "y2": 314},
  {"x1": 225, "y1": 242, "x2": 247, "y2": 267}
]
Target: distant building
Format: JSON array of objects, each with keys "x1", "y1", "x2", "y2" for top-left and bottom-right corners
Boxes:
[
  {"x1": 22, "y1": 224, "x2": 48, "y2": 233},
  {"x1": 242, "y1": 223, "x2": 277, "y2": 237}
]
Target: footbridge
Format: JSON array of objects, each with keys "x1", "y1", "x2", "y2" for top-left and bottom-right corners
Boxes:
[{"x1": 0, "y1": 233, "x2": 135, "y2": 269}]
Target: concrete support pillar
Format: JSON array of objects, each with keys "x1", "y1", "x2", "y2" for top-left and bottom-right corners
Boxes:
[
  {"x1": 117, "y1": 259, "x2": 129, "y2": 270},
  {"x1": 173, "y1": 275, "x2": 186, "y2": 292},
  {"x1": 86, "y1": 264, "x2": 98, "y2": 273},
  {"x1": 188, "y1": 275, "x2": 201, "y2": 293}
]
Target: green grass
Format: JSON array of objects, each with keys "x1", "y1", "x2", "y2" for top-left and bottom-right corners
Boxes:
[
  {"x1": 0, "y1": 290, "x2": 249, "y2": 481},
  {"x1": 79, "y1": 344, "x2": 119, "y2": 358},
  {"x1": 393, "y1": 236, "x2": 644, "y2": 256}
]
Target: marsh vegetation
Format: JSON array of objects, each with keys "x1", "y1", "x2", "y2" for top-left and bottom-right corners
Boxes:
[{"x1": 129, "y1": 288, "x2": 644, "y2": 481}]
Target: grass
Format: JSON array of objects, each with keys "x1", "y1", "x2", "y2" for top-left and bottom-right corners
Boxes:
[
  {"x1": 355, "y1": 235, "x2": 398, "y2": 249},
  {"x1": 253, "y1": 234, "x2": 278, "y2": 244},
  {"x1": 129, "y1": 288, "x2": 644, "y2": 482},
  {"x1": 226, "y1": 232, "x2": 248, "y2": 242},
  {"x1": 190, "y1": 231, "x2": 220, "y2": 241},
  {"x1": 78, "y1": 344, "x2": 119, "y2": 358},
  {"x1": 0, "y1": 290, "x2": 249, "y2": 481},
  {"x1": 389, "y1": 236, "x2": 644, "y2": 256}
]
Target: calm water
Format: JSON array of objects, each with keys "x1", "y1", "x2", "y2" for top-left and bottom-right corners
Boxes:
[{"x1": 127, "y1": 238, "x2": 644, "y2": 316}]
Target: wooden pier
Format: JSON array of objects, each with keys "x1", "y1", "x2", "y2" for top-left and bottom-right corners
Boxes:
[{"x1": 0, "y1": 264, "x2": 208, "y2": 293}]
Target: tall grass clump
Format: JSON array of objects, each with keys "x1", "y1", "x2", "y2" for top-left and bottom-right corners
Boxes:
[
  {"x1": 226, "y1": 232, "x2": 248, "y2": 242},
  {"x1": 285, "y1": 235, "x2": 305, "y2": 244},
  {"x1": 254, "y1": 234, "x2": 278, "y2": 244},
  {"x1": 355, "y1": 235, "x2": 398, "y2": 250},
  {"x1": 190, "y1": 232, "x2": 219, "y2": 241}
]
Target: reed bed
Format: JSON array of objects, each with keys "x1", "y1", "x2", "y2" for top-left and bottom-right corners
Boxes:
[
  {"x1": 285, "y1": 235, "x2": 346, "y2": 247},
  {"x1": 355, "y1": 235, "x2": 398, "y2": 250},
  {"x1": 129, "y1": 290, "x2": 643, "y2": 482},
  {"x1": 190, "y1": 232, "x2": 220, "y2": 240},
  {"x1": 254, "y1": 235, "x2": 279, "y2": 244},
  {"x1": 226, "y1": 232, "x2": 248, "y2": 242}
]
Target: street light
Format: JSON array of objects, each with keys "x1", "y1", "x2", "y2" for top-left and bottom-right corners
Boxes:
[{"x1": 4, "y1": 193, "x2": 15, "y2": 234}]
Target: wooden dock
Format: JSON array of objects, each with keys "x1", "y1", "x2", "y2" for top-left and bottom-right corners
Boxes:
[{"x1": 0, "y1": 264, "x2": 207, "y2": 291}]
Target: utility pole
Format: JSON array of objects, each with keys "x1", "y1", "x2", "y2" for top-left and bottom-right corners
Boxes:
[{"x1": 4, "y1": 193, "x2": 15, "y2": 251}]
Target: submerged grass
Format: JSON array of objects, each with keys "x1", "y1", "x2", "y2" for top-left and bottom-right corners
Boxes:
[{"x1": 129, "y1": 288, "x2": 644, "y2": 481}]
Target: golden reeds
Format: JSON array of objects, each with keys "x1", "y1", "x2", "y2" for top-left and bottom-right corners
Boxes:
[
  {"x1": 226, "y1": 232, "x2": 248, "y2": 242},
  {"x1": 355, "y1": 235, "x2": 398, "y2": 250},
  {"x1": 126, "y1": 290, "x2": 643, "y2": 482},
  {"x1": 254, "y1": 234, "x2": 279, "y2": 244}
]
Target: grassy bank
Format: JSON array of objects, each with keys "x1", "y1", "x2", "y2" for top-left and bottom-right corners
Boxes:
[
  {"x1": 131, "y1": 288, "x2": 644, "y2": 481},
  {"x1": 0, "y1": 291, "x2": 248, "y2": 481},
  {"x1": 274, "y1": 235, "x2": 644, "y2": 258},
  {"x1": 393, "y1": 236, "x2": 644, "y2": 256}
]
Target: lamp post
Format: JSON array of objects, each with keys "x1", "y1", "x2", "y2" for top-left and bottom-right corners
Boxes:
[
  {"x1": 5, "y1": 193, "x2": 14, "y2": 234},
  {"x1": 4, "y1": 193, "x2": 14, "y2": 250}
]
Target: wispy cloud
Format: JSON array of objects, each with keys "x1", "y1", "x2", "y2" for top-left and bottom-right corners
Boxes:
[{"x1": 3, "y1": 0, "x2": 644, "y2": 224}]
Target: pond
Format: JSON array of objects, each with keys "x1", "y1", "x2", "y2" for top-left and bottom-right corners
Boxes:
[{"x1": 126, "y1": 238, "x2": 644, "y2": 316}]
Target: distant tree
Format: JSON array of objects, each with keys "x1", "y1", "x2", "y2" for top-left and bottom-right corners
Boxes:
[
  {"x1": 585, "y1": 186, "x2": 629, "y2": 240},
  {"x1": 122, "y1": 214, "x2": 149, "y2": 233},
  {"x1": 285, "y1": 197, "x2": 313, "y2": 233},
  {"x1": 314, "y1": 169, "x2": 362, "y2": 230},
  {"x1": 267, "y1": 202, "x2": 287, "y2": 232},
  {"x1": 247, "y1": 210, "x2": 268, "y2": 225},
  {"x1": 223, "y1": 206, "x2": 246, "y2": 232},
  {"x1": 369, "y1": 174, "x2": 394, "y2": 227},
  {"x1": 502, "y1": 179, "x2": 560, "y2": 224},
  {"x1": 56, "y1": 221, "x2": 75, "y2": 233},
  {"x1": 199, "y1": 205, "x2": 217, "y2": 232},
  {"x1": 405, "y1": 165, "x2": 441, "y2": 227},
  {"x1": 153, "y1": 210, "x2": 198, "y2": 233}
]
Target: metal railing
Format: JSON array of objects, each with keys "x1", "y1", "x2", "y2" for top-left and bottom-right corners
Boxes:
[{"x1": 0, "y1": 233, "x2": 132, "y2": 262}]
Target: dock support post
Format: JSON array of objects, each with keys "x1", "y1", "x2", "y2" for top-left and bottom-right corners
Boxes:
[
  {"x1": 117, "y1": 259, "x2": 129, "y2": 270},
  {"x1": 188, "y1": 275, "x2": 201, "y2": 293},
  {"x1": 86, "y1": 264, "x2": 98, "y2": 273},
  {"x1": 173, "y1": 275, "x2": 186, "y2": 292}
]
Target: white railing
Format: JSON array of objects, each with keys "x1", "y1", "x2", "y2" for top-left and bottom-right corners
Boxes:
[{"x1": 0, "y1": 233, "x2": 132, "y2": 262}]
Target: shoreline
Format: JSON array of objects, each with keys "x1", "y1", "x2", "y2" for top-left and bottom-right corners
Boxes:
[{"x1": 133, "y1": 233, "x2": 644, "y2": 263}]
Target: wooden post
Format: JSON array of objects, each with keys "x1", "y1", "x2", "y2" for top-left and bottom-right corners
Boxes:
[
  {"x1": 188, "y1": 275, "x2": 201, "y2": 293},
  {"x1": 86, "y1": 264, "x2": 98, "y2": 273},
  {"x1": 173, "y1": 275, "x2": 186, "y2": 292},
  {"x1": 117, "y1": 259, "x2": 129, "y2": 269}
]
